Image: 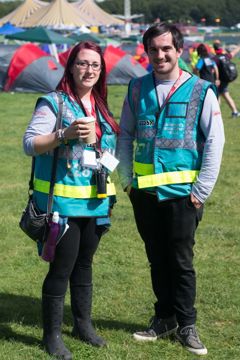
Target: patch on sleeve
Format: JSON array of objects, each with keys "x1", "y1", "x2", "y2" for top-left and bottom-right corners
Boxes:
[
  {"x1": 213, "y1": 111, "x2": 221, "y2": 117},
  {"x1": 34, "y1": 110, "x2": 48, "y2": 117}
]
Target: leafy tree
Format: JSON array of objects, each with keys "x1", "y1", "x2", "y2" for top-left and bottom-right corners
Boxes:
[
  {"x1": 0, "y1": 1, "x2": 21, "y2": 19},
  {"x1": 99, "y1": 0, "x2": 240, "y2": 26}
]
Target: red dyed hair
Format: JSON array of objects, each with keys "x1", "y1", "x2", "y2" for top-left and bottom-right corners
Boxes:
[{"x1": 57, "y1": 41, "x2": 119, "y2": 134}]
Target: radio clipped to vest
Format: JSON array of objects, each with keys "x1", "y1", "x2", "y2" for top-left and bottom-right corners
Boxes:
[{"x1": 95, "y1": 149, "x2": 119, "y2": 199}]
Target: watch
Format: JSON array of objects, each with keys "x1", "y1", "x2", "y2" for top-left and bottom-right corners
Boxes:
[{"x1": 56, "y1": 129, "x2": 67, "y2": 144}]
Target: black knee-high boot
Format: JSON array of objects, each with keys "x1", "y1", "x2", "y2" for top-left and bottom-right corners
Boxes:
[
  {"x1": 42, "y1": 294, "x2": 72, "y2": 360},
  {"x1": 70, "y1": 284, "x2": 106, "y2": 347}
]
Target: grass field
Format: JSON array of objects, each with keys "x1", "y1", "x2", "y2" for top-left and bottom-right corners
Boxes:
[{"x1": 0, "y1": 75, "x2": 240, "y2": 360}]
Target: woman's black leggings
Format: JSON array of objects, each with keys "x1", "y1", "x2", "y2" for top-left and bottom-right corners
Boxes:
[{"x1": 42, "y1": 217, "x2": 100, "y2": 296}]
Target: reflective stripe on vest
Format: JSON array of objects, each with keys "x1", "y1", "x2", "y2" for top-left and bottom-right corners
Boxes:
[
  {"x1": 34, "y1": 179, "x2": 116, "y2": 198},
  {"x1": 134, "y1": 161, "x2": 154, "y2": 175},
  {"x1": 137, "y1": 169, "x2": 199, "y2": 189}
]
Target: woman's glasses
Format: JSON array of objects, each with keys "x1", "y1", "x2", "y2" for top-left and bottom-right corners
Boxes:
[{"x1": 74, "y1": 60, "x2": 102, "y2": 71}]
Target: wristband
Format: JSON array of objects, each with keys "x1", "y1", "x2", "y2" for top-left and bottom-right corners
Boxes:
[{"x1": 56, "y1": 129, "x2": 67, "y2": 144}]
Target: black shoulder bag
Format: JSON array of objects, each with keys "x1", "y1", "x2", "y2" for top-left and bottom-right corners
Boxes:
[{"x1": 19, "y1": 93, "x2": 63, "y2": 243}]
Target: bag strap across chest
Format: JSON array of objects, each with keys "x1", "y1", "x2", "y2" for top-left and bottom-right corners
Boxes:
[{"x1": 28, "y1": 92, "x2": 63, "y2": 215}]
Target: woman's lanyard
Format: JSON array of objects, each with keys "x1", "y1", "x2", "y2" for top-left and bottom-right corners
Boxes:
[{"x1": 154, "y1": 69, "x2": 183, "y2": 119}]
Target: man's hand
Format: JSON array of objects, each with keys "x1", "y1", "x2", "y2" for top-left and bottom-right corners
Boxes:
[{"x1": 190, "y1": 193, "x2": 203, "y2": 209}]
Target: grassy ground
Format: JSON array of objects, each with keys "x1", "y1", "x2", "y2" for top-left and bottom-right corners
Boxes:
[{"x1": 0, "y1": 75, "x2": 240, "y2": 360}]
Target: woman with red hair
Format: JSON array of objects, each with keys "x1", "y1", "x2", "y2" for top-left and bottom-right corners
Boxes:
[{"x1": 23, "y1": 41, "x2": 119, "y2": 359}]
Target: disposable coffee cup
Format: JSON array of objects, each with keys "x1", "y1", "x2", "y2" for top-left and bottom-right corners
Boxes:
[{"x1": 81, "y1": 116, "x2": 96, "y2": 144}]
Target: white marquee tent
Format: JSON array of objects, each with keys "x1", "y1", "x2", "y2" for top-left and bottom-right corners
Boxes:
[
  {"x1": 73, "y1": 0, "x2": 123, "y2": 26},
  {"x1": 22, "y1": 0, "x2": 88, "y2": 29},
  {"x1": 0, "y1": 0, "x2": 47, "y2": 26},
  {"x1": 0, "y1": 0, "x2": 124, "y2": 28}
]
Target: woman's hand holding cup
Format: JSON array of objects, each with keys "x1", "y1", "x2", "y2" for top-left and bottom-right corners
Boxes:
[{"x1": 64, "y1": 117, "x2": 96, "y2": 144}]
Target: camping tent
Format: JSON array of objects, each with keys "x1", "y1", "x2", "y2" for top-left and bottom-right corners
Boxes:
[
  {"x1": 73, "y1": 0, "x2": 123, "y2": 26},
  {"x1": 5, "y1": 27, "x2": 75, "y2": 61},
  {"x1": 70, "y1": 32, "x2": 101, "y2": 44},
  {"x1": 0, "y1": 44, "x2": 19, "y2": 90},
  {"x1": 104, "y1": 45, "x2": 148, "y2": 84},
  {"x1": 0, "y1": 22, "x2": 24, "y2": 35},
  {"x1": 1, "y1": 42, "x2": 147, "y2": 93},
  {"x1": 0, "y1": 0, "x2": 47, "y2": 27},
  {"x1": 3, "y1": 43, "x2": 64, "y2": 93},
  {"x1": 5, "y1": 26, "x2": 75, "y2": 45},
  {"x1": 68, "y1": 32, "x2": 120, "y2": 47},
  {"x1": 21, "y1": 0, "x2": 88, "y2": 29}
]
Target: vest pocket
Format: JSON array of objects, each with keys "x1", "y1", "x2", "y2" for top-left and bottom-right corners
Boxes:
[{"x1": 165, "y1": 102, "x2": 188, "y2": 118}]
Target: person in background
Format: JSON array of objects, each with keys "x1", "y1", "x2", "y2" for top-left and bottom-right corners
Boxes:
[
  {"x1": 195, "y1": 43, "x2": 220, "y2": 86},
  {"x1": 117, "y1": 22, "x2": 225, "y2": 356},
  {"x1": 213, "y1": 40, "x2": 240, "y2": 117},
  {"x1": 189, "y1": 44, "x2": 199, "y2": 73},
  {"x1": 23, "y1": 41, "x2": 119, "y2": 360}
]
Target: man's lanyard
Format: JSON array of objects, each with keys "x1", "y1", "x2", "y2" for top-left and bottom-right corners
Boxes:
[{"x1": 154, "y1": 69, "x2": 183, "y2": 117}]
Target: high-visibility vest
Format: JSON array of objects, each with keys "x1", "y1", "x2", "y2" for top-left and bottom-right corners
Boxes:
[
  {"x1": 33, "y1": 92, "x2": 117, "y2": 217},
  {"x1": 128, "y1": 72, "x2": 215, "y2": 200}
]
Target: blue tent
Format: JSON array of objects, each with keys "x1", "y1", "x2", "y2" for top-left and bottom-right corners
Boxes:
[
  {"x1": 5, "y1": 26, "x2": 75, "y2": 45},
  {"x1": 0, "y1": 22, "x2": 24, "y2": 35}
]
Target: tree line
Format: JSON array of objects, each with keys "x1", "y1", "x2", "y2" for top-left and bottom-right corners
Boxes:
[
  {"x1": 100, "y1": 0, "x2": 240, "y2": 27},
  {"x1": 0, "y1": 0, "x2": 240, "y2": 27}
]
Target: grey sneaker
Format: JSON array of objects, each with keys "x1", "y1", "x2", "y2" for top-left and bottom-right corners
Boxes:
[
  {"x1": 176, "y1": 325, "x2": 207, "y2": 355},
  {"x1": 133, "y1": 315, "x2": 177, "y2": 341},
  {"x1": 232, "y1": 112, "x2": 240, "y2": 118}
]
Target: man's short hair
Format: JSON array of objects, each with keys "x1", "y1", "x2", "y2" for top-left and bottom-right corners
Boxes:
[{"x1": 143, "y1": 22, "x2": 184, "y2": 53}]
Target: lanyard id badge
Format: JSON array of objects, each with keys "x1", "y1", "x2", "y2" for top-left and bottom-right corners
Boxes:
[
  {"x1": 99, "y1": 151, "x2": 119, "y2": 172},
  {"x1": 82, "y1": 149, "x2": 98, "y2": 169}
]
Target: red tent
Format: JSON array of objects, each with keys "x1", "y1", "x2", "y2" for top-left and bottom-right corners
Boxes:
[
  {"x1": 3, "y1": 43, "x2": 64, "y2": 93},
  {"x1": 104, "y1": 45, "x2": 147, "y2": 84},
  {"x1": 1, "y1": 43, "x2": 148, "y2": 92},
  {"x1": 59, "y1": 48, "x2": 71, "y2": 67},
  {"x1": 135, "y1": 43, "x2": 145, "y2": 57}
]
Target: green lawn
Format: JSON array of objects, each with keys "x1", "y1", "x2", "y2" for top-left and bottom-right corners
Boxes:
[{"x1": 0, "y1": 76, "x2": 240, "y2": 360}]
